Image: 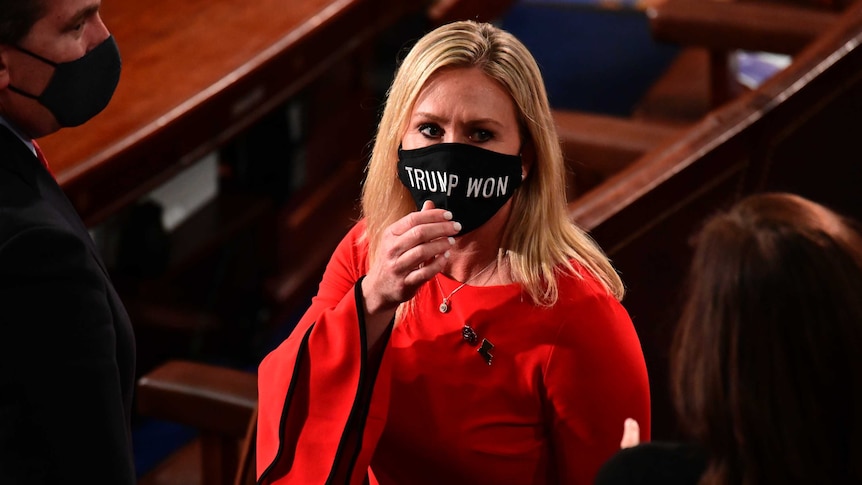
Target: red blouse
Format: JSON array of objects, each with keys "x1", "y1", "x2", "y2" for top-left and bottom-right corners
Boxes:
[{"x1": 257, "y1": 220, "x2": 651, "y2": 484}]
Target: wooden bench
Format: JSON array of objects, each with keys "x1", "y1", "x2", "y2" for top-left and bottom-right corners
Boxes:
[
  {"x1": 552, "y1": 0, "x2": 839, "y2": 202},
  {"x1": 137, "y1": 361, "x2": 257, "y2": 485},
  {"x1": 40, "y1": 0, "x2": 419, "y2": 225},
  {"x1": 635, "y1": 0, "x2": 838, "y2": 122}
]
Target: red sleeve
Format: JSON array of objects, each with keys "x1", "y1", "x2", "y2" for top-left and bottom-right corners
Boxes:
[
  {"x1": 256, "y1": 221, "x2": 392, "y2": 484},
  {"x1": 544, "y1": 282, "x2": 651, "y2": 485}
]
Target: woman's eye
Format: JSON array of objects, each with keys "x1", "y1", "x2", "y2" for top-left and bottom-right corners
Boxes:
[
  {"x1": 472, "y1": 130, "x2": 493, "y2": 142},
  {"x1": 418, "y1": 123, "x2": 442, "y2": 138}
]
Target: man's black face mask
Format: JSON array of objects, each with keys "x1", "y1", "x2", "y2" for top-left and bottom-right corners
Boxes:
[{"x1": 9, "y1": 35, "x2": 122, "y2": 127}]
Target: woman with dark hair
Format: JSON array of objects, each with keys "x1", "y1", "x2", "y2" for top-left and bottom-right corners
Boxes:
[{"x1": 596, "y1": 192, "x2": 862, "y2": 485}]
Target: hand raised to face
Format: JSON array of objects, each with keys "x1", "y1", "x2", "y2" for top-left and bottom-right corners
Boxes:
[{"x1": 361, "y1": 200, "x2": 459, "y2": 316}]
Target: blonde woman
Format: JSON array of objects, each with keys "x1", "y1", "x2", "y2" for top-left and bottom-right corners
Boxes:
[{"x1": 257, "y1": 20, "x2": 650, "y2": 485}]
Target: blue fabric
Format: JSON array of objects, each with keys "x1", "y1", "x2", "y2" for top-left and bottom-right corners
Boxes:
[
  {"x1": 500, "y1": 2, "x2": 680, "y2": 116},
  {"x1": 133, "y1": 419, "x2": 197, "y2": 479}
]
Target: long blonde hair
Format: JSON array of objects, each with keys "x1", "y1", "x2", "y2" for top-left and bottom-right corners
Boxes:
[{"x1": 361, "y1": 20, "x2": 623, "y2": 305}]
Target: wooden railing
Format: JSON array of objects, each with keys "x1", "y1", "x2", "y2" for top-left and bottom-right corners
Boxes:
[
  {"x1": 41, "y1": 0, "x2": 421, "y2": 227},
  {"x1": 567, "y1": 0, "x2": 862, "y2": 440}
]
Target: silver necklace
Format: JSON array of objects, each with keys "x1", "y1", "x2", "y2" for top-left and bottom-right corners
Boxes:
[{"x1": 434, "y1": 259, "x2": 496, "y2": 313}]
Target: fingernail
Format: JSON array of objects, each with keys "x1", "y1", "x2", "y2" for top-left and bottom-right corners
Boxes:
[
  {"x1": 443, "y1": 211, "x2": 453, "y2": 220},
  {"x1": 444, "y1": 250, "x2": 450, "y2": 259},
  {"x1": 453, "y1": 222, "x2": 462, "y2": 232},
  {"x1": 447, "y1": 237, "x2": 455, "y2": 245}
]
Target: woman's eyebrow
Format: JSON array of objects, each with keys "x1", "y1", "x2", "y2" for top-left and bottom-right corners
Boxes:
[{"x1": 412, "y1": 112, "x2": 505, "y2": 127}]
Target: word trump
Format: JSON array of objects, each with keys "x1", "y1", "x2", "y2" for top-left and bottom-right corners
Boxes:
[{"x1": 401, "y1": 167, "x2": 513, "y2": 198}]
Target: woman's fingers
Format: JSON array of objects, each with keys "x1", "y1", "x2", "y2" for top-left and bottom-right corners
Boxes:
[
  {"x1": 401, "y1": 238, "x2": 453, "y2": 285},
  {"x1": 363, "y1": 201, "x2": 459, "y2": 313},
  {"x1": 620, "y1": 418, "x2": 640, "y2": 449},
  {"x1": 385, "y1": 201, "x2": 459, "y2": 271},
  {"x1": 388, "y1": 204, "x2": 459, "y2": 242}
]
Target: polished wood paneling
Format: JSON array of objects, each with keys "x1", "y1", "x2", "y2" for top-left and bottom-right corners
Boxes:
[{"x1": 40, "y1": 0, "x2": 417, "y2": 226}]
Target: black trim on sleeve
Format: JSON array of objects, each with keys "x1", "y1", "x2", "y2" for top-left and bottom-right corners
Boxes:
[
  {"x1": 325, "y1": 276, "x2": 395, "y2": 484},
  {"x1": 257, "y1": 323, "x2": 314, "y2": 484},
  {"x1": 258, "y1": 277, "x2": 395, "y2": 485}
]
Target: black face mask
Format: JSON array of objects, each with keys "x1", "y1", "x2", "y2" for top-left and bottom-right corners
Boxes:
[
  {"x1": 398, "y1": 143, "x2": 522, "y2": 236},
  {"x1": 8, "y1": 36, "x2": 121, "y2": 127}
]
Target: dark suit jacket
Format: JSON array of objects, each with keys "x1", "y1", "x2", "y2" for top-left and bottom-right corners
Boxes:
[{"x1": 0, "y1": 125, "x2": 136, "y2": 484}]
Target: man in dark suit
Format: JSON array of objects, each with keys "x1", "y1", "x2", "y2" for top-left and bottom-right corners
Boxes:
[{"x1": 0, "y1": 0, "x2": 136, "y2": 483}]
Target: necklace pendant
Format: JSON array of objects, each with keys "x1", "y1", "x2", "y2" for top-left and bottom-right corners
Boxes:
[{"x1": 439, "y1": 299, "x2": 450, "y2": 313}]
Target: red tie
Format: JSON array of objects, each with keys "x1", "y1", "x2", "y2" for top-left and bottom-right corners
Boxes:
[{"x1": 32, "y1": 139, "x2": 54, "y2": 176}]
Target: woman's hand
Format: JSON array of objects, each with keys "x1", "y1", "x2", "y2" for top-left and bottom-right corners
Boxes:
[
  {"x1": 620, "y1": 418, "x2": 641, "y2": 448},
  {"x1": 362, "y1": 200, "x2": 458, "y2": 317}
]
